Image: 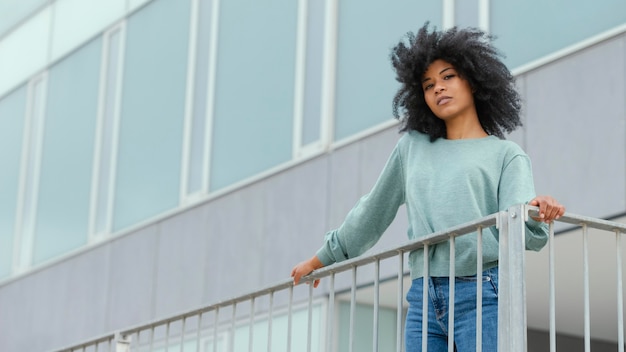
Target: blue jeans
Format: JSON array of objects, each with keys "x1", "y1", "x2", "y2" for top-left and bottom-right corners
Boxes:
[{"x1": 405, "y1": 267, "x2": 499, "y2": 352}]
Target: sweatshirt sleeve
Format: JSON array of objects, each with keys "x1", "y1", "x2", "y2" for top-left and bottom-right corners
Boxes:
[
  {"x1": 316, "y1": 145, "x2": 406, "y2": 266},
  {"x1": 498, "y1": 154, "x2": 549, "y2": 252}
]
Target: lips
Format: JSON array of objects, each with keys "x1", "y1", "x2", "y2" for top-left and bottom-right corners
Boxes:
[{"x1": 437, "y1": 96, "x2": 452, "y2": 105}]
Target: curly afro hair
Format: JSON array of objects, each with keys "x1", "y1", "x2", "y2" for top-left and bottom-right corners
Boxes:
[{"x1": 390, "y1": 23, "x2": 522, "y2": 141}]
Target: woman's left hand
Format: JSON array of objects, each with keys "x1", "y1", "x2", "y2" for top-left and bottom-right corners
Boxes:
[{"x1": 529, "y1": 195, "x2": 566, "y2": 223}]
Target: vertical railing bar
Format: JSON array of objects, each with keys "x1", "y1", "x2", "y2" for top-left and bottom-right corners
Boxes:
[
  {"x1": 396, "y1": 252, "x2": 404, "y2": 352},
  {"x1": 448, "y1": 236, "x2": 455, "y2": 352},
  {"x1": 267, "y1": 291, "x2": 274, "y2": 352},
  {"x1": 149, "y1": 326, "x2": 155, "y2": 352},
  {"x1": 327, "y1": 273, "x2": 336, "y2": 352},
  {"x1": 549, "y1": 222, "x2": 556, "y2": 352},
  {"x1": 249, "y1": 297, "x2": 255, "y2": 352},
  {"x1": 499, "y1": 205, "x2": 529, "y2": 351},
  {"x1": 231, "y1": 303, "x2": 238, "y2": 352},
  {"x1": 307, "y1": 282, "x2": 314, "y2": 352},
  {"x1": 180, "y1": 316, "x2": 187, "y2": 352},
  {"x1": 287, "y1": 285, "x2": 294, "y2": 352},
  {"x1": 374, "y1": 258, "x2": 380, "y2": 352},
  {"x1": 583, "y1": 223, "x2": 591, "y2": 352},
  {"x1": 95, "y1": 340, "x2": 99, "y2": 352},
  {"x1": 165, "y1": 322, "x2": 171, "y2": 352},
  {"x1": 213, "y1": 307, "x2": 220, "y2": 352},
  {"x1": 617, "y1": 230, "x2": 624, "y2": 352},
  {"x1": 132, "y1": 331, "x2": 139, "y2": 352},
  {"x1": 349, "y1": 266, "x2": 357, "y2": 352},
  {"x1": 422, "y1": 243, "x2": 430, "y2": 352},
  {"x1": 195, "y1": 312, "x2": 203, "y2": 352},
  {"x1": 476, "y1": 227, "x2": 483, "y2": 352}
]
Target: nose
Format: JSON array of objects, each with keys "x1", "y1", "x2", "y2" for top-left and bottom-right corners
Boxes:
[{"x1": 434, "y1": 83, "x2": 446, "y2": 94}]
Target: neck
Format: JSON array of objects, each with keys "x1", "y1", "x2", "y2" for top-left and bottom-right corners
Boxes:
[{"x1": 444, "y1": 114, "x2": 488, "y2": 140}]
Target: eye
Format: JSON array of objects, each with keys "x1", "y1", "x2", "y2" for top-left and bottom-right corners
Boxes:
[
  {"x1": 443, "y1": 74, "x2": 456, "y2": 80},
  {"x1": 423, "y1": 83, "x2": 433, "y2": 91}
]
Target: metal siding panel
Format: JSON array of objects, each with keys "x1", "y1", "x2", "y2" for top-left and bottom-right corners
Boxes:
[
  {"x1": 523, "y1": 35, "x2": 626, "y2": 218},
  {"x1": 201, "y1": 186, "x2": 267, "y2": 304},
  {"x1": 327, "y1": 141, "x2": 362, "y2": 230},
  {"x1": 10, "y1": 247, "x2": 109, "y2": 352},
  {"x1": 262, "y1": 157, "x2": 329, "y2": 286},
  {"x1": 154, "y1": 207, "x2": 208, "y2": 318},
  {"x1": 106, "y1": 225, "x2": 159, "y2": 331}
]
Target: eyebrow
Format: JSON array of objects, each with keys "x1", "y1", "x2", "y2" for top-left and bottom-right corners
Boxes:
[{"x1": 422, "y1": 67, "x2": 454, "y2": 83}]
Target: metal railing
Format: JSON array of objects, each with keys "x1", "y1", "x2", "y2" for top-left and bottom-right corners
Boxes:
[{"x1": 52, "y1": 204, "x2": 626, "y2": 352}]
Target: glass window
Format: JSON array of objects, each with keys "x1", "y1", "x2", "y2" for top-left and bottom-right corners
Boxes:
[
  {"x1": 91, "y1": 26, "x2": 124, "y2": 237},
  {"x1": 334, "y1": 1, "x2": 442, "y2": 140},
  {"x1": 14, "y1": 76, "x2": 47, "y2": 271},
  {"x1": 0, "y1": 0, "x2": 46, "y2": 37},
  {"x1": 455, "y1": 0, "x2": 480, "y2": 29},
  {"x1": 131, "y1": 303, "x2": 323, "y2": 352},
  {"x1": 301, "y1": 0, "x2": 325, "y2": 147},
  {"x1": 113, "y1": 0, "x2": 191, "y2": 230},
  {"x1": 338, "y1": 302, "x2": 398, "y2": 351},
  {"x1": 50, "y1": 0, "x2": 125, "y2": 62},
  {"x1": 184, "y1": 0, "x2": 217, "y2": 197},
  {"x1": 492, "y1": 0, "x2": 626, "y2": 70},
  {"x1": 0, "y1": 7, "x2": 51, "y2": 99},
  {"x1": 0, "y1": 86, "x2": 27, "y2": 278},
  {"x1": 209, "y1": 0, "x2": 298, "y2": 191},
  {"x1": 32, "y1": 38, "x2": 101, "y2": 264}
]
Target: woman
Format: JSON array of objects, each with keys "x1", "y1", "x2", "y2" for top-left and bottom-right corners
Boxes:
[{"x1": 291, "y1": 23, "x2": 565, "y2": 351}]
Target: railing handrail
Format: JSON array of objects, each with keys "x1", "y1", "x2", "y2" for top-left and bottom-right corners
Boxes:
[{"x1": 50, "y1": 206, "x2": 626, "y2": 352}]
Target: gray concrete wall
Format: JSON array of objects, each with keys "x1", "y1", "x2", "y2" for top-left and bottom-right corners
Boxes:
[{"x1": 0, "y1": 32, "x2": 624, "y2": 352}]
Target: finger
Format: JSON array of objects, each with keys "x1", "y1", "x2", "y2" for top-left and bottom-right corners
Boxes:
[
  {"x1": 538, "y1": 200, "x2": 548, "y2": 220},
  {"x1": 313, "y1": 279, "x2": 320, "y2": 288},
  {"x1": 548, "y1": 205, "x2": 561, "y2": 221},
  {"x1": 292, "y1": 271, "x2": 301, "y2": 285}
]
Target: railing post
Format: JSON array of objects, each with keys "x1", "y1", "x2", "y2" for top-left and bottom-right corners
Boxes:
[
  {"x1": 498, "y1": 204, "x2": 528, "y2": 352},
  {"x1": 114, "y1": 332, "x2": 131, "y2": 352}
]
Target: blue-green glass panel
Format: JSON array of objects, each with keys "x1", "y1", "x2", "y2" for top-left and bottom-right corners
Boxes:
[
  {"x1": 210, "y1": 0, "x2": 297, "y2": 191},
  {"x1": 33, "y1": 39, "x2": 101, "y2": 264},
  {"x1": 492, "y1": 0, "x2": 626, "y2": 70},
  {"x1": 455, "y1": 0, "x2": 479, "y2": 29},
  {"x1": 114, "y1": 0, "x2": 190, "y2": 230},
  {"x1": 302, "y1": 0, "x2": 325, "y2": 146},
  {"x1": 334, "y1": 1, "x2": 442, "y2": 140},
  {"x1": 0, "y1": 86, "x2": 27, "y2": 277},
  {"x1": 0, "y1": 0, "x2": 47, "y2": 37},
  {"x1": 338, "y1": 302, "x2": 397, "y2": 351}
]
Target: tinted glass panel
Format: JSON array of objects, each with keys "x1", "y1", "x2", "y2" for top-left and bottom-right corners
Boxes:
[
  {"x1": 0, "y1": 86, "x2": 27, "y2": 277},
  {"x1": 210, "y1": 0, "x2": 297, "y2": 191},
  {"x1": 114, "y1": 0, "x2": 191, "y2": 230},
  {"x1": 334, "y1": 1, "x2": 442, "y2": 140},
  {"x1": 33, "y1": 39, "x2": 101, "y2": 263},
  {"x1": 492, "y1": 0, "x2": 626, "y2": 69}
]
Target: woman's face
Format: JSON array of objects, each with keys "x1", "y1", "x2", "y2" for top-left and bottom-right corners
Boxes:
[{"x1": 421, "y1": 59, "x2": 476, "y2": 122}]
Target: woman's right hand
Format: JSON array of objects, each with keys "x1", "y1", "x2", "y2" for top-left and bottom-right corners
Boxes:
[{"x1": 291, "y1": 256, "x2": 324, "y2": 288}]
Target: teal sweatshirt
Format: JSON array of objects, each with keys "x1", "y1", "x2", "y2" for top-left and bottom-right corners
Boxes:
[{"x1": 316, "y1": 130, "x2": 548, "y2": 279}]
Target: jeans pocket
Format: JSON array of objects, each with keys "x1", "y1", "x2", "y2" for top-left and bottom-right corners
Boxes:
[
  {"x1": 487, "y1": 276, "x2": 498, "y2": 297},
  {"x1": 457, "y1": 272, "x2": 498, "y2": 297}
]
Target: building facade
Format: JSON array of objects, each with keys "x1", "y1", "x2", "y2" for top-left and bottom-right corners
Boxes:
[{"x1": 0, "y1": 0, "x2": 625, "y2": 351}]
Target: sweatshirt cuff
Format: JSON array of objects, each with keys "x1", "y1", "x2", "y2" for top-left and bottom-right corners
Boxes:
[
  {"x1": 315, "y1": 247, "x2": 335, "y2": 267},
  {"x1": 524, "y1": 218, "x2": 549, "y2": 251}
]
